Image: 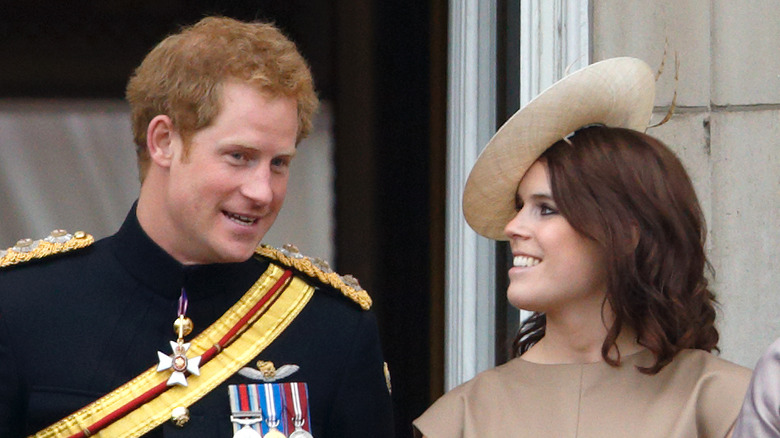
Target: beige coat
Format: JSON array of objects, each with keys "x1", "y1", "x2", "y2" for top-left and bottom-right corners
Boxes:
[{"x1": 415, "y1": 349, "x2": 751, "y2": 438}]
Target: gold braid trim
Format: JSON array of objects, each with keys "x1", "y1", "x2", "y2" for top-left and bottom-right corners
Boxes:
[
  {"x1": 0, "y1": 231, "x2": 94, "y2": 268},
  {"x1": 255, "y1": 244, "x2": 373, "y2": 310}
]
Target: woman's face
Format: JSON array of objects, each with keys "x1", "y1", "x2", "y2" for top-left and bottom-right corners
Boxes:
[{"x1": 503, "y1": 160, "x2": 608, "y2": 316}]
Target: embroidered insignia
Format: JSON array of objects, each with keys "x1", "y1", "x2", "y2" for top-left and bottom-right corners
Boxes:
[
  {"x1": 157, "y1": 340, "x2": 202, "y2": 386},
  {"x1": 238, "y1": 360, "x2": 300, "y2": 382},
  {"x1": 256, "y1": 243, "x2": 373, "y2": 310},
  {"x1": 0, "y1": 229, "x2": 94, "y2": 268}
]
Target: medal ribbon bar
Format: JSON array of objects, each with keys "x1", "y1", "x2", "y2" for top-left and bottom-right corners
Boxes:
[
  {"x1": 285, "y1": 382, "x2": 314, "y2": 438},
  {"x1": 229, "y1": 384, "x2": 264, "y2": 437}
]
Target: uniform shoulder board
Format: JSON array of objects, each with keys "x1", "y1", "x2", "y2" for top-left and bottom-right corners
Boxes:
[
  {"x1": 0, "y1": 230, "x2": 94, "y2": 269},
  {"x1": 255, "y1": 243, "x2": 372, "y2": 310}
]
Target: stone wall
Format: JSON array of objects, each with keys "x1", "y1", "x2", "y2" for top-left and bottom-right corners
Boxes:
[{"x1": 593, "y1": 0, "x2": 780, "y2": 367}]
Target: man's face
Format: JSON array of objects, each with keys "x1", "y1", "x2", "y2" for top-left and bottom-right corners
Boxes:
[{"x1": 160, "y1": 81, "x2": 298, "y2": 264}]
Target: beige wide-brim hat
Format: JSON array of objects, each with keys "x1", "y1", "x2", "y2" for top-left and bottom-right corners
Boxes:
[{"x1": 462, "y1": 57, "x2": 656, "y2": 240}]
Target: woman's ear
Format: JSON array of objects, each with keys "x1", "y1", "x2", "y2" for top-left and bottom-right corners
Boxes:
[
  {"x1": 146, "y1": 115, "x2": 178, "y2": 168},
  {"x1": 617, "y1": 220, "x2": 641, "y2": 255},
  {"x1": 628, "y1": 222, "x2": 640, "y2": 252}
]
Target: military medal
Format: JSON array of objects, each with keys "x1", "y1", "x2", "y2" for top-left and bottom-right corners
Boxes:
[
  {"x1": 286, "y1": 382, "x2": 314, "y2": 438},
  {"x1": 265, "y1": 427, "x2": 287, "y2": 437},
  {"x1": 289, "y1": 427, "x2": 313, "y2": 437},
  {"x1": 157, "y1": 289, "x2": 201, "y2": 386},
  {"x1": 233, "y1": 419, "x2": 264, "y2": 438},
  {"x1": 262, "y1": 383, "x2": 287, "y2": 437},
  {"x1": 229, "y1": 384, "x2": 265, "y2": 438},
  {"x1": 230, "y1": 382, "x2": 314, "y2": 437}
]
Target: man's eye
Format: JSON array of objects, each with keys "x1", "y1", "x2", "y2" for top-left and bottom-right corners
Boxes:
[
  {"x1": 271, "y1": 157, "x2": 291, "y2": 168},
  {"x1": 229, "y1": 152, "x2": 247, "y2": 162}
]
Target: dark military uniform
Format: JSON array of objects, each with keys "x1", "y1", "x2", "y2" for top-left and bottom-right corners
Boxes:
[{"x1": 0, "y1": 207, "x2": 394, "y2": 437}]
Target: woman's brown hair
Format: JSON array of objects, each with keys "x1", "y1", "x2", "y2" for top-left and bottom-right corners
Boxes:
[{"x1": 513, "y1": 126, "x2": 719, "y2": 374}]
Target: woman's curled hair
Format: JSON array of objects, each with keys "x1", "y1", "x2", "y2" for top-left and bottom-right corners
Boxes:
[{"x1": 513, "y1": 126, "x2": 719, "y2": 374}]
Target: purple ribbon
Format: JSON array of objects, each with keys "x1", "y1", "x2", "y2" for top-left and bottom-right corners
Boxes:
[{"x1": 178, "y1": 288, "x2": 188, "y2": 317}]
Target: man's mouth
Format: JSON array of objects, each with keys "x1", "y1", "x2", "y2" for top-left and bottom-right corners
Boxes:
[{"x1": 224, "y1": 211, "x2": 258, "y2": 226}]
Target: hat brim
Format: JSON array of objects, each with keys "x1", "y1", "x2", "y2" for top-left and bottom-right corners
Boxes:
[{"x1": 462, "y1": 57, "x2": 656, "y2": 240}]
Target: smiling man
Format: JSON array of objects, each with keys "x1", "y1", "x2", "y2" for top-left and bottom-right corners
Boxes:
[
  {"x1": 137, "y1": 80, "x2": 298, "y2": 265},
  {"x1": 0, "y1": 17, "x2": 393, "y2": 438}
]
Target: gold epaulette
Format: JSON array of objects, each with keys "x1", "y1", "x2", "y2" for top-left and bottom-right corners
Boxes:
[
  {"x1": 255, "y1": 243, "x2": 372, "y2": 310},
  {"x1": 0, "y1": 230, "x2": 94, "y2": 269}
]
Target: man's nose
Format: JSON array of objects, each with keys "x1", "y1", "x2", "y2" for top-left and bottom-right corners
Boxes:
[{"x1": 240, "y1": 167, "x2": 275, "y2": 204}]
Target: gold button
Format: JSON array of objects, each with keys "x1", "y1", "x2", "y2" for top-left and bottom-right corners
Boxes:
[
  {"x1": 74, "y1": 231, "x2": 87, "y2": 239},
  {"x1": 171, "y1": 406, "x2": 190, "y2": 427},
  {"x1": 173, "y1": 316, "x2": 194, "y2": 337}
]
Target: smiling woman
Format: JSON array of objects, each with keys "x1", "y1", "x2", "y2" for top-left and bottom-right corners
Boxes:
[
  {"x1": 504, "y1": 161, "x2": 609, "y2": 330},
  {"x1": 413, "y1": 57, "x2": 751, "y2": 438}
]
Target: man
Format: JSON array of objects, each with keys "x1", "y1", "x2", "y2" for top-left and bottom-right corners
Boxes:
[{"x1": 0, "y1": 16, "x2": 393, "y2": 437}]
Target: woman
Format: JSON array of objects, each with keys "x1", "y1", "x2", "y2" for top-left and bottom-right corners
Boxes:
[{"x1": 414, "y1": 57, "x2": 751, "y2": 437}]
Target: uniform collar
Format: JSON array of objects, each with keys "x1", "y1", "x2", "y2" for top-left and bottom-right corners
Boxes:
[{"x1": 109, "y1": 203, "x2": 268, "y2": 301}]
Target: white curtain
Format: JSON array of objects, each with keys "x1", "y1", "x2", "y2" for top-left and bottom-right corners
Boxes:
[
  {"x1": 0, "y1": 99, "x2": 139, "y2": 247},
  {"x1": 0, "y1": 99, "x2": 334, "y2": 262}
]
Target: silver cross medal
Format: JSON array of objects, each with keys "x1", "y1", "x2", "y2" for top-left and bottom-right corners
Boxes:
[
  {"x1": 157, "y1": 339, "x2": 201, "y2": 386},
  {"x1": 157, "y1": 291, "x2": 202, "y2": 386}
]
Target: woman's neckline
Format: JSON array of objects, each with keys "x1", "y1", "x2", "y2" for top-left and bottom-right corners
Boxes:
[{"x1": 516, "y1": 346, "x2": 649, "y2": 366}]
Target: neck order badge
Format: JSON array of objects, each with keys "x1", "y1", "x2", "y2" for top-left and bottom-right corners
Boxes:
[{"x1": 156, "y1": 289, "x2": 202, "y2": 386}]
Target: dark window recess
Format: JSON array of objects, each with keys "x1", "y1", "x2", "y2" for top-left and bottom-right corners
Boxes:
[{"x1": 0, "y1": 0, "x2": 333, "y2": 99}]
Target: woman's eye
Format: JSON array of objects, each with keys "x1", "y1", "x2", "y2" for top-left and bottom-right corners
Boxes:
[
  {"x1": 514, "y1": 197, "x2": 523, "y2": 212},
  {"x1": 540, "y1": 204, "x2": 558, "y2": 216}
]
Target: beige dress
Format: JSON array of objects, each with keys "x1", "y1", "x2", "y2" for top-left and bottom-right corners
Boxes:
[{"x1": 414, "y1": 349, "x2": 751, "y2": 438}]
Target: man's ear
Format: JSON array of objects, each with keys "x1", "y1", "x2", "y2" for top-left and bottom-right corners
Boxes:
[{"x1": 146, "y1": 115, "x2": 178, "y2": 168}]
